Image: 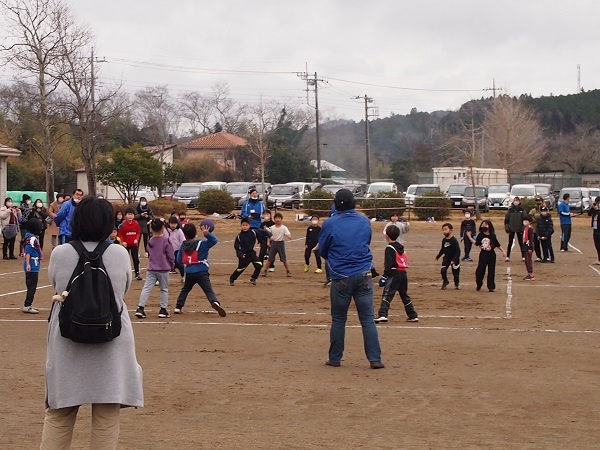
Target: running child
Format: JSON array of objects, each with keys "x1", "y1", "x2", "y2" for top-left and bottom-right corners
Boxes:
[
  {"x1": 304, "y1": 214, "x2": 322, "y2": 273},
  {"x1": 118, "y1": 208, "x2": 142, "y2": 280},
  {"x1": 259, "y1": 210, "x2": 275, "y2": 271},
  {"x1": 174, "y1": 223, "x2": 225, "y2": 316},
  {"x1": 522, "y1": 214, "x2": 535, "y2": 280},
  {"x1": 435, "y1": 223, "x2": 461, "y2": 290},
  {"x1": 460, "y1": 210, "x2": 477, "y2": 261},
  {"x1": 229, "y1": 217, "x2": 271, "y2": 285},
  {"x1": 262, "y1": 212, "x2": 292, "y2": 277},
  {"x1": 374, "y1": 225, "x2": 418, "y2": 323},
  {"x1": 382, "y1": 212, "x2": 410, "y2": 244},
  {"x1": 466, "y1": 220, "x2": 506, "y2": 292},
  {"x1": 22, "y1": 218, "x2": 43, "y2": 314},
  {"x1": 135, "y1": 219, "x2": 174, "y2": 319}
]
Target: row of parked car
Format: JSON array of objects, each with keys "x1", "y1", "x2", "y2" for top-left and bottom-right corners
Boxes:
[
  {"x1": 169, "y1": 181, "x2": 401, "y2": 210},
  {"x1": 404, "y1": 183, "x2": 600, "y2": 213}
]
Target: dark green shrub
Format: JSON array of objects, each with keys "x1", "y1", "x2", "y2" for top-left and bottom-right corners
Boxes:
[
  {"x1": 360, "y1": 192, "x2": 406, "y2": 219},
  {"x1": 148, "y1": 199, "x2": 189, "y2": 217},
  {"x1": 196, "y1": 189, "x2": 235, "y2": 214},
  {"x1": 413, "y1": 190, "x2": 451, "y2": 220},
  {"x1": 303, "y1": 189, "x2": 334, "y2": 216},
  {"x1": 520, "y1": 197, "x2": 537, "y2": 214}
]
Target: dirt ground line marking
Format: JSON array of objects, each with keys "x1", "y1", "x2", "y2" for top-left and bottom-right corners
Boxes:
[
  {"x1": 589, "y1": 265, "x2": 600, "y2": 276},
  {"x1": 0, "y1": 284, "x2": 52, "y2": 297},
  {"x1": 568, "y1": 243, "x2": 583, "y2": 254},
  {"x1": 505, "y1": 266, "x2": 513, "y2": 319}
]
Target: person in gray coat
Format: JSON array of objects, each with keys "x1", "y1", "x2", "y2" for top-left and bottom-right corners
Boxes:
[{"x1": 41, "y1": 196, "x2": 143, "y2": 449}]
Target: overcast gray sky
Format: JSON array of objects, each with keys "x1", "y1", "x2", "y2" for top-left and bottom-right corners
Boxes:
[{"x1": 10, "y1": 1, "x2": 600, "y2": 122}]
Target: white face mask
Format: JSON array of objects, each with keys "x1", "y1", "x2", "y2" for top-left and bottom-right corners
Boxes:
[
  {"x1": 464, "y1": 214, "x2": 471, "y2": 219},
  {"x1": 73, "y1": 198, "x2": 81, "y2": 204},
  {"x1": 6, "y1": 202, "x2": 13, "y2": 207},
  {"x1": 25, "y1": 200, "x2": 31, "y2": 205},
  {"x1": 140, "y1": 202, "x2": 147, "y2": 206},
  {"x1": 311, "y1": 220, "x2": 318, "y2": 226},
  {"x1": 523, "y1": 221, "x2": 529, "y2": 226},
  {"x1": 35, "y1": 202, "x2": 42, "y2": 208}
]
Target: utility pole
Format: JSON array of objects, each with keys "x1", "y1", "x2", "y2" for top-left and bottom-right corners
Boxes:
[
  {"x1": 354, "y1": 95, "x2": 378, "y2": 184},
  {"x1": 484, "y1": 79, "x2": 502, "y2": 98},
  {"x1": 298, "y1": 70, "x2": 325, "y2": 183}
]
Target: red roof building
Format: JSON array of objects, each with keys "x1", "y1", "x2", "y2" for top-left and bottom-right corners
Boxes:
[{"x1": 179, "y1": 132, "x2": 247, "y2": 171}]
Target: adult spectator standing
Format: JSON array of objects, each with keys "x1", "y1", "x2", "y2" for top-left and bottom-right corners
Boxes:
[
  {"x1": 31, "y1": 198, "x2": 49, "y2": 251},
  {"x1": 135, "y1": 196, "x2": 153, "y2": 257},
  {"x1": 19, "y1": 194, "x2": 33, "y2": 255},
  {"x1": 588, "y1": 196, "x2": 600, "y2": 264},
  {"x1": 558, "y1": 193, "x2": 573, "y2": 252},
  {"x1": 1, "y1": 197, "x2": 22, "y2": 259},
  {"x1": 41, "y1": 196, "x2": 143, "y2": 448},
  {"x1": 504, "y1": 196, "x2": 525, "y2": 262},
  {"x1": 318, "y1": 189, "x2": 384, "y2": 370},
  {"x1": 241, "y1": 188, "x2": 265, "y2": 229},
  {"x1": 47, "y1": 194, "x2": 64, "y2": 249},
  {"x1": 54, "y1": 189, "x2": 83, "y2": 244}
]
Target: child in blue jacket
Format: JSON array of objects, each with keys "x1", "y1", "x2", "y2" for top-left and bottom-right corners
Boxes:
[
  {"x1": 174, "y1": 223, "x2": 225, "y2": 317},
  {"x1": 22, "y1": 218, "x2": 43, "y2": 314}
]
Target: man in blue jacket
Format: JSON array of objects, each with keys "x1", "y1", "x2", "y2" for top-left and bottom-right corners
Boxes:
[
  {"x1": 54, "y1": 189, "x2": 83, "y2": 244},
  {"x1": 558, "y1": 193, "x2": 573, "y2": 251},
  {"x1": 318, "y1": 189, "x2": 384, "y2": 369},
  {"x1": 241, "y1": 188, "x2": 265, "y2": 229}
]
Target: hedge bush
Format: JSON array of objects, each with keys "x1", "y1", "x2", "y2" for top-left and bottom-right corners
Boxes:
[
  {"x1": 413, "y1": 190, "x2": 451, "y2": 220},
  {"x1": 303, "y1": 189, "x2": 334, "y2": 216},
  {"x1": 196, "y1": 189, "x2": 235, "y2": 215},
  {"x1": 148, "y1": 199, "x2": 189, "y2": 217},
  {"x1": 359, "y1": 192, "x2": 405, "y2": 219}
]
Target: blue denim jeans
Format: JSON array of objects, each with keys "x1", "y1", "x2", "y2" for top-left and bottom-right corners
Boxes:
[{"x1": 329, "y1": 272, "x2": 382, "y2": 364}]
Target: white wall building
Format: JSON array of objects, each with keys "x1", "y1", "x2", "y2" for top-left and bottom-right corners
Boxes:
[{"x1": 433, "y1": 167, "x2": 508, "y2": 192}]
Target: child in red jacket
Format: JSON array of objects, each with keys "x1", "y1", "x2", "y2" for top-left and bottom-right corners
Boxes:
[{"x1": 118, "y1": 208, "x2": 142, "y2": 280}]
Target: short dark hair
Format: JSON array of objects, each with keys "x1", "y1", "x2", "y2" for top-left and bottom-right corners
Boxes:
[
  {"x1": 72, "y1": 188, "x2": 83, "y2": 195},
  {"x1": 182, "y1": 223, "x2": 197, "y2": 239},
  {"x1": 179, "y1": 211, "x2": 187, "y2": 217},
  {"x1": 274, "y1": 212, "x2": 283, "y2": 219},
  {"x1": 523, "y1": 214, "x2": 533, "y2": 222},
  {"x1": 240, "y1": 217, "x2": 250, "y2": 224},
  {"x1": 150, "y1": 218, "x2": 164, "y2": 232},
  {"x1": 124, "y1": 208, "x2": 135, "y2": 215},
  {"x1": 56, "y1": 194, "x2": 64, "y2": 200},
  {"x1": 168, "y1": 216, "x2": 180, "y2": 224},
  {"x1": 4, "y1": 197, "x2": 12, "y2": 206},
  {"x1": 311, "y1": 214, "x2": 319, "y2": 219},
  {"x1": 442, "y1": 222, "x2": 453, "y2": 230},
  {"x1": 563, "y1": 193, "x2": 570, "y2": 201},
  {"x1": 390, "y1": 212, "x2": 399, "y2": 219},
  {"x1": 386, "y1": 225, "x2": 400, "y2": 241},
  {"x1": 71, "y1": 196, "x2": 114, "y2": 242}
]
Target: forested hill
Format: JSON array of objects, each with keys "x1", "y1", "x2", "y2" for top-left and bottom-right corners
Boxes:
[{"x1": 306, "y1": 89, "x2": 600, "y2": 179}]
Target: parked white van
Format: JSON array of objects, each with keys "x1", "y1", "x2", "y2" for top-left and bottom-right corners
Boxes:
[
  {"x1": 199, "y1": 181, "x2": 227, "y2": 192},
  {"x1": 509, "y1": 184, "x2": 537, "y2": 203},
  {"x1": 365, "y1": 182, "x2": 398, "y2": 198},
  {"x1": 405, "y1": 184, "x2": 441, "y2": 206}
]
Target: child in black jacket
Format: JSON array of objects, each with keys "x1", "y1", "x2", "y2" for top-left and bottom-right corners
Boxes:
[
  {"x1": 304, "y1": 215, "x2": 322, "y2": 273},
  {"x1": 436, "y1": 223, "x2": 461, "y2": 290},
  {"x1": 230, "y1": 218, "x2": 271, "y2": 285},
  {"x1": 536, "y1": 206, "x2": 555, "y2": 263},
  {"x1": 375, "y1": 226, "x2": 418, "y2": 323},
  {"x1": 460, "y1": 210, "x2": 477, "y2": 261}
]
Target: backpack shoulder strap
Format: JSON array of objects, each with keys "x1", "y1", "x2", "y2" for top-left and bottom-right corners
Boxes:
[{"x1": 94, "y1": 240, "x2": 111, "y2": 257}]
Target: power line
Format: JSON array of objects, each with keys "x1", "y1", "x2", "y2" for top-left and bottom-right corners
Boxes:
[{"x1": 322, "y1": 75, "x2": 486, "y2": 93}]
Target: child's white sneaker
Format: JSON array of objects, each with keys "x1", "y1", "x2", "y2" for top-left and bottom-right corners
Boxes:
[{"x1": 22, "y1": 306, "x2": 39, "y2": 314}]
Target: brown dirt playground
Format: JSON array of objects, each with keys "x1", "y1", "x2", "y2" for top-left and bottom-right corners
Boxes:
[{"x1": 1, "y1": 209, "x2": 599, "y2": 449}]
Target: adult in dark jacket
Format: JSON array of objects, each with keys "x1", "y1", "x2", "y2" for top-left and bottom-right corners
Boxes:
[
  {"x1": 135, "y1": 197, "x2": 153, "y2": 256},
  {"x1": 318, "y1": 189, "x2": 384, "y2": 369},
  {"x1": 536, "y1": 206, "x2": 555, "y2": 263},
  {"x1": 588, "y1": 196, "x2": 600, "y2": 264},
  {"x1": 30, "y1": 198, "x2": 49, "y2": 250},
  {"x1": 504, "y1": 197, "x2": 525, "y2": 262}
]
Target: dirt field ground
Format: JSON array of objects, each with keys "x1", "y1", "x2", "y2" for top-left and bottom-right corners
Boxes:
[{"x1": 1, "y1": 210, "x2": 599, "y2": 449}]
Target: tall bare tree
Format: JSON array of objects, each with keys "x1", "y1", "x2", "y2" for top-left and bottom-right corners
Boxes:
[
  {"x1": 483, "y1": 96, "x2": 546, "y2": 172},
  {"x1": 0, "y1": 0, "x2": 70, "y2": 202},
  {"x1": 178, "y1": 90, "x2": 213, "y2": 136}
]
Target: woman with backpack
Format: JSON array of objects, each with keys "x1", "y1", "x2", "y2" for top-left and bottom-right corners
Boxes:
[
  {"x1": 1, "y1": 197, "x2": 22, "y2": 259},
  {"x1": 42, "y1": 196, "x2": 143, "y2": 448}
]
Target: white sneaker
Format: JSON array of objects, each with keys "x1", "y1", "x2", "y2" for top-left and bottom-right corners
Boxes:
[
  {"x1": 269, "y1": 268, "x2": 275, "y2": 272},
  {"x1": 174, "y1": 308, "x2": 182, "y2": 314},
  {"x1": 22, "y1": 306, "x2": 39, "y2": 314},
  {"x1": 505, "y1": 257, "x2": 510, "y2": 262},
  {"x1": 594, "y1": 260, "x2": 600, "y2": 265},
  {"x1": 374, "y1": 316, "x2": 388, "y2": 323}
]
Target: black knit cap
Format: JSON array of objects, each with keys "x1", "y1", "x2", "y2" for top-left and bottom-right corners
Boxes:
[
  {"x1": 25, "y1": 218, "x2": 43, "y2": 235},
  {"x1": 334, "y1": 188, "x2": 356, "y2": 211}
]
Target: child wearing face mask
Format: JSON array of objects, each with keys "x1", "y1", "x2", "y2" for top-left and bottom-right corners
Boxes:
[
  {"x1": 304, "y1": 215, "x2": 323, "y2": 273},
  {"x1": 466, "y1": 220, "x2": 506, "y2": 292},
  {"x1": 504, "y1": 197, "x2": 525, "y2": 262},
  {"x1": 522, "y1": 215, "x2": 535, "y2": 280},
  {"x1": 135, "y1": 197, "x2": 153, "y2": 257},
  {"x1": 460, "y1": 210, "x2": 477, "y2": 261},
  {"x1": 259, "y1": 210, "x2": 276, "y2": 272},
  {"x1": 536, "y1": 206, "x2": 555, "y2": 263},
  {"x1": 435, "y1": 223, "x2": 461, "y2": 290}
]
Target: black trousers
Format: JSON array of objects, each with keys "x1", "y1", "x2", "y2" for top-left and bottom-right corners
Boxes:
[
  {"x1": 176, "y1": 271, "x2": 218, "y2": 309},
  {"x1": 507, "y1": 232, "x2": 524, "y2": 258},
  {"x1": 441, "y1": 257, "x2": 460, "y2": 286},
  {"x1": 560, "y1": 224, "x2": 571, "y2": 250},
  {"x1": 125, "y1": 245, "x2": 140, "y2": 275},
  {"x1": 173, "y1": 250, "x2": 185, "y2": 276},
  {"x1": 25, "y1": 271, "x2": 39, "y2": 307},
  {"x1": 593, "y1": 229, "x2": 600, "y2": 259},
  {"x1": 463, "y1": 238, "x2": 473, "y2": 258},
  {"x1": 304, "y1": 245, "x2": 322, "y2": 268},
  {"x1": 533, "y1": 232, "x2": 541, "y2": 259},
  {"x1": 259, "y1": 240, "x2": 275, "y2": 268},
  {"x1": 2, "y1": 236, "x2": 16, "y2": 257},
  {"x1": 475, "y1": 251, "x2": 496, "y2": 290},
  {"x1": 540, "y1": 238, "x2": 555, "y2": 262},
  {"x1": 230, "y1": 251, "x2": 263, "y2": 281},
  {"x1": 378, "y1": 271, "x2": 417, "y2": 319}
]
